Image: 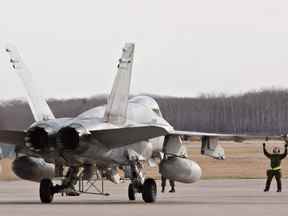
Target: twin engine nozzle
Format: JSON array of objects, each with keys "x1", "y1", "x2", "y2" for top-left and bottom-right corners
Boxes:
[
  {"x1": 25, "y1": 126, "x2": 55, "y2": 151},
  {"x1": 25, "y1": 124, "x2": 90, "y2": 152}
]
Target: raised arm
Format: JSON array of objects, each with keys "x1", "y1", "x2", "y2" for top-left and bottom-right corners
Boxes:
[
  {"x1": 280, "y1": 141, "x2": 288, "y2": 159},
  {"x1": 263, "y1": 143, "x2": 272, "y2": 158}
]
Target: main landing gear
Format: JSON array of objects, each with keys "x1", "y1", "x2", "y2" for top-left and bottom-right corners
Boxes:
[
  {"x1": 40, "y1": 179, "x2": 54, "y2": 203},
  {"x1": 126, "y1": 160, "x2": 157, "y2": 203},
  {"x1": 39, "y1": 178, "x2": 81, "y2": 204},
  {"x1": 39, "y1": 166, "x2": 109, "y2": 204},
  {"x1": 39, "y1": 163, "x2": 158, "y2": 204},
  {"x1": 128, "y1": 178, "x2": 157, "y2": 203},
  {"x1": 142, "y1": 178, "x2": 157, "y2": 203}
]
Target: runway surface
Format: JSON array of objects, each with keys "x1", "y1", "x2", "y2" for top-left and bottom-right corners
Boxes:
[{"x1": 0, "y1": 179, "x2": 287, "y2": 216}]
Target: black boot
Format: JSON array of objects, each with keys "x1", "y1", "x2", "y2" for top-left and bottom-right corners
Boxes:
[{"x1": 169, "y1": 187, "x2": 175, "y2": 193}]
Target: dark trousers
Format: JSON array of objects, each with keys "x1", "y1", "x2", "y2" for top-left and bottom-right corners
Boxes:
[
  {"x1": 265, "y1": 169, "x2": 282, "y2": 191},
  {"x1": 161, "y1": 176, "x2": 175, "y2": 189}
]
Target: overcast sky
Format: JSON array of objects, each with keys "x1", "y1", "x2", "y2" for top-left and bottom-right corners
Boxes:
[{"x1": 0, "y1": 0, "x2": 287, "y2": 100}]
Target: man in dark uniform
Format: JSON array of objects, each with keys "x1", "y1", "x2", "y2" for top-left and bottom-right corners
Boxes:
[
  {"x1": 161, "y1": 176, "x2": 175, "y2": 193},
  {"x1": 160, "y1": 138, "x2": 188, "y2": 193},
  {"x1": 263, "y1": 141, "x2": 288, "y2": 192},
  {"x1": 160, "y1": 153, "x2": 176, "y2": 193}
]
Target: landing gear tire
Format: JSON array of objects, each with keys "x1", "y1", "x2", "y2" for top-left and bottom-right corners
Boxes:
[
  {"x1": 128, "y1": 183, "x2": 136, "y2": 201},
  {"x1": 142, "y1": 178, "x2": 157, "y2": 203},
  {"x1": 40, "y1": 178, "x2": 54, "y2": 203}
]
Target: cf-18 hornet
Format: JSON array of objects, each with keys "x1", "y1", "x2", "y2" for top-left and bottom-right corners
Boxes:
[{"x1": 0, "y1": 43, "x2": 272, "y2": 203}]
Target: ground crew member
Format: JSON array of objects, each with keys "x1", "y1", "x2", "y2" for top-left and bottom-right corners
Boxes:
[
  {"x1": 263, "y1": 141, "x2": 288, "y2": 192},
  {"x1": 160, "y1": 153, "x2": 176, "y2": 193},
  {"x1": 161, "y1": 136, "x2": 187, "y2": 193},
  {"x1": 161, "y1": 176, "x2": 175, "y2": 193}
]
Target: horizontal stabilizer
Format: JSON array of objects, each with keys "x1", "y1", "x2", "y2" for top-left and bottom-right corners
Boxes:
[
  {"x1": 0, "y1": 130, "x2": 25, "y2": 146},
  {"x1": 91, "y1": 126, "x2": 168, "y2": 149}
]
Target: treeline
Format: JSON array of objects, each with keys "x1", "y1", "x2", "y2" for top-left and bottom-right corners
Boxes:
[
  {"x1": 156, "y1": 89, "x2": 288, "y2": 135},
  {"x1": 1, "y1": 89, "x2": 288, "y2": 135}
]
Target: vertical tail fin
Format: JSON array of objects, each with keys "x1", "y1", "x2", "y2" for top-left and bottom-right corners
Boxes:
[
  {"x1": 5, "y1": 44, "x2": 55, "y2": 122},
  {"x1": 104, "y1": 43, "x2": 135, "y2": 125}
]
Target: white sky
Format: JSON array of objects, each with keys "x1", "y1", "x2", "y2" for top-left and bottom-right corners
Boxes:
[{"x1": 0, "y1": 0, "x2": 287, "y2": 100}]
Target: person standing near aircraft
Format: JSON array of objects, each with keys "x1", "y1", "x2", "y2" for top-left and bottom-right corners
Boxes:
[
  {"x1": 161, "y1": 175, "x2": 175, "y2": 193},
  {"x1": 263, "y1": 139, "x2": 288, "y2": 192},
  {"x1": 160, "y1": 152, "x2": 176, "y2": 193}
]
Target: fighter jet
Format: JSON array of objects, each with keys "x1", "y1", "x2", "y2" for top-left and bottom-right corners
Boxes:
[{"x1": 0, "y1": 43, "x2": 274, "y2": 203}]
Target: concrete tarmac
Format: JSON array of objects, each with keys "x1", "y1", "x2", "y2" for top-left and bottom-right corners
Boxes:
[{"x1": 0, "y1": 179, "x2": 287, "y2": 216}]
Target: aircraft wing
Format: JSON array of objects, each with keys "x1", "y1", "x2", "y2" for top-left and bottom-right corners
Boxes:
[
  {"x1": 171, "y1": 130, "x2": 282, "y2": 160},
  {"x1": 171, "y1": 130, "x2": 282, "y2": 141},
  {"x1": 0, "y1": 130, "x2": 25, "y2": 146},
  {"x1": 91, "y1": 126, "x2": 169, "y2": 149},
  {"x1": 91, "y1": 125, "x2": 282, "y2": 159}
]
